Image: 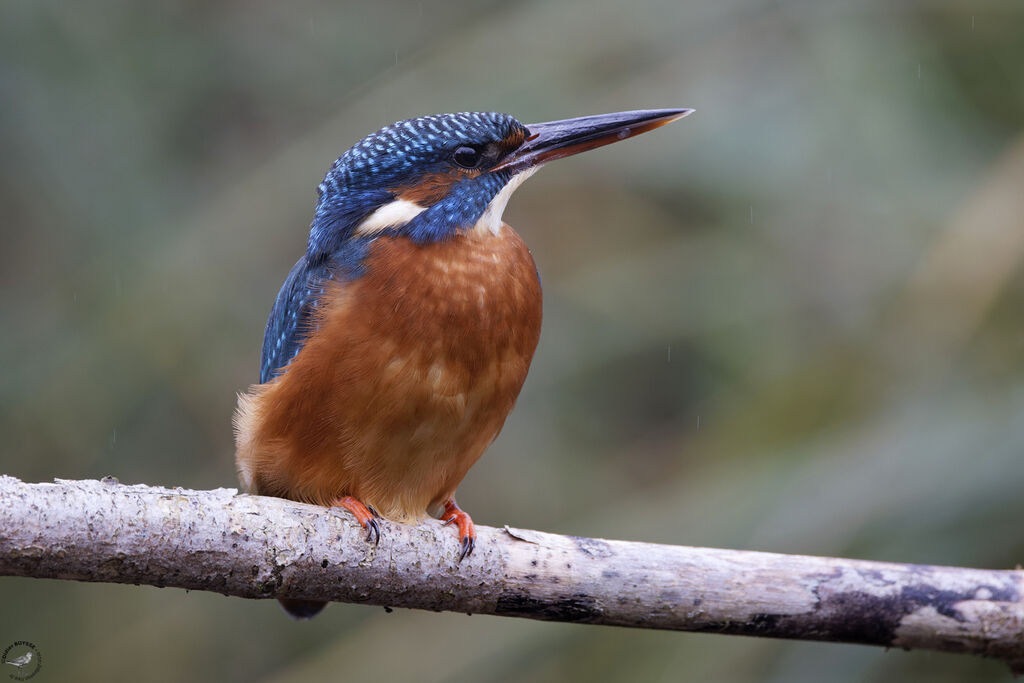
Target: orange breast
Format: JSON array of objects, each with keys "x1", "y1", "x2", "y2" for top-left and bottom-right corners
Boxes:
[{"x1": 234, "y1": 226, "x2": 542, "y2": 522}]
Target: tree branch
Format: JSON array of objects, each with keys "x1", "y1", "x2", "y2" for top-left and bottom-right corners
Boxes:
[{"x1": 1, "y1": 476, "x2": 1022, "y2": 671}]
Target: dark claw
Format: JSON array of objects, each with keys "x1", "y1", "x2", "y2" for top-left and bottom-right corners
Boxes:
[
  {"x1": 458, "y1": 535, "x2": 475, "y2": 562},
  {"x1": 367, "y1": 504, "x2": 382, "y2": 519},
  {"x1": 443, "y1": 516, "x2": 456, "y2": 527},
  {"x1": 366, "y1": 517, "x2": 381, "y2": 546}
]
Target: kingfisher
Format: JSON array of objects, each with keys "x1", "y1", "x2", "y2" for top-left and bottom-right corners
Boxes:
[{"x1": 234, "y1": 107, "x2": 691, "y2": 618}]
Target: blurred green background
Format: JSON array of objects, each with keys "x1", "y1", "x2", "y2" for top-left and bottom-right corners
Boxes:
[{"x1": 3, "y1": 0, "x2": 1024, "y2": 680}]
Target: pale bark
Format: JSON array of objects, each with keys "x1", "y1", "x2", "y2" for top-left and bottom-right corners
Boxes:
[{"x1": 1, "y1": 476, "x2": 1021, "y2": 671}]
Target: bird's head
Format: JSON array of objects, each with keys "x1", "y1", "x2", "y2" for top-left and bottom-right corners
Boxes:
[{"x1": 307, "y1": 108, "x2": 692, "y2": 258}]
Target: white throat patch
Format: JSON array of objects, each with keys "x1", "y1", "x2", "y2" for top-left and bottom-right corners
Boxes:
[
  {"x1": 354, "y1": 198, "x2": 427, "y2": 236},
  {"x1": 473, "y1": 168, "x2": 538, "y2": 236}
]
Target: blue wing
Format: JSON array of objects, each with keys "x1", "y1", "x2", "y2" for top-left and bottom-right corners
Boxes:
[
  {"x1": 259, "y1": 235, "x2": 373, "y2": 383},
  {"x1": 259, "y1": 256, "x2": 334, "y2": 384}
]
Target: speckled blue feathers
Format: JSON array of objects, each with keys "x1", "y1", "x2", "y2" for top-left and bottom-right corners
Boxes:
[
  {"x1": 259, "y1": 255, "x2": 337, "y2": 384},
  {"x1": 318, "y1": 112, "x2": 522, "y2": 192}
]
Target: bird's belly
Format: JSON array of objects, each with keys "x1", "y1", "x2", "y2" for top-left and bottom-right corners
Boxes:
[
  {"x1": 235, "y1": 228, "x2": 542, "y2": 521},
  {"x1": 334, "y1": 347, "x2": 520, "y2": 520}
]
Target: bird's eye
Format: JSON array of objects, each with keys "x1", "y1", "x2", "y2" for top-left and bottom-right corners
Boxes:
[{"x1": 452, "y1": 145, "x2": 483, "y2": 169}]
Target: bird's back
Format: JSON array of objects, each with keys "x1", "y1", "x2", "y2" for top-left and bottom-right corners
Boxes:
[{"x1": 234, "y1": 224, "x2": 542, "y2": 522}]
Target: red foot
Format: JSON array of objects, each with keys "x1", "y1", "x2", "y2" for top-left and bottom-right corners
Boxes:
[
  {"x1": 442, "y1": 498, "x2": 476, "y2": 561},
  {"x1": 332, "y1": 496, "x2": 381, "y2": 545}
]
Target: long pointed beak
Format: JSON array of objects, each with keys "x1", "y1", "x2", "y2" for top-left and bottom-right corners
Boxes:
[{"x1": 494, "y1": 108, "x2": 693, "y2": 173}]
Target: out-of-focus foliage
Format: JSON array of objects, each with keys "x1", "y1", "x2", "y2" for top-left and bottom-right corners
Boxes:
[{"x1": 2, "y1": 0, "x2": 1023, "y2": 681}]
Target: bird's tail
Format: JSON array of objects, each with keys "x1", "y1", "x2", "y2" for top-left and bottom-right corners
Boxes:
[{"x1": 279, "y1": 598, "x2": 327, "y2": 619}]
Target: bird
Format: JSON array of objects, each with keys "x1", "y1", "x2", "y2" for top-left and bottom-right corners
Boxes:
[
  {"x1": 234, "y1": 107, "x2": 691, "y2": 619},
  {"x1": 5, "y1": 652, "x2": 32, "y2": 668}
]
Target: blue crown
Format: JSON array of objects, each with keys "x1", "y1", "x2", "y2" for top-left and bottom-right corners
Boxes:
[{"x1": 319, "y1": 112, "x2": 524, "y2": 195}]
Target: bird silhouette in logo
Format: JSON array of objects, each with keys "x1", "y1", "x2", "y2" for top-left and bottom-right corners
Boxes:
[{"x1": 5, "y1": 652, "x2": 32, "y2": 669}]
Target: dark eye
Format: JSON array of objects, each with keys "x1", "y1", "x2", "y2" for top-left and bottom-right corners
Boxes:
[{"x1": 452, "y1": 145, "x2": 483, "y2": 169}]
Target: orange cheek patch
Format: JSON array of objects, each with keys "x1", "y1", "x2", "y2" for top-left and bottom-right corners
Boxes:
[
  {"x1": 497, "y1": 128, "x2": 527, "y2": 155},
  {"x1": 396, "y1": 170, "x2": 465, "y2": 205}
]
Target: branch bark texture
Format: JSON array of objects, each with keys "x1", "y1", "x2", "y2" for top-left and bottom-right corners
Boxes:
[{"x1": 1, "y1": 476, "x2": 1022, "y2": 671}]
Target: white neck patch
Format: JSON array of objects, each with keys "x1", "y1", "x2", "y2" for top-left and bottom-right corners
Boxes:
[
  {"x1": 472, "y1": 167, "x2": 538, "y2": 236},
  {"x1": 354, "y1": 198, "x2": 427, "y2": 236}
]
